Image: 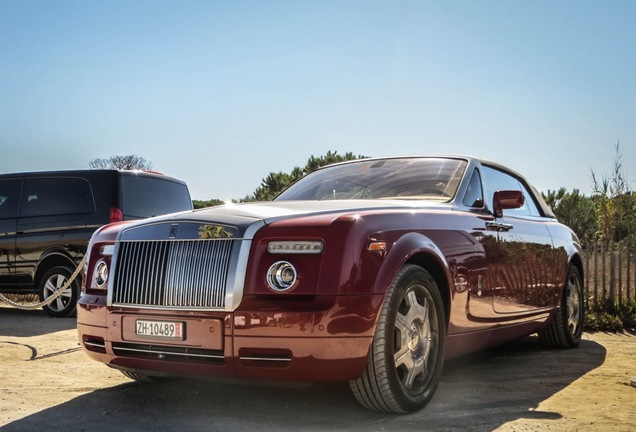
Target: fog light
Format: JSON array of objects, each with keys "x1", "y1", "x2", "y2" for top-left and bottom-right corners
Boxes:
[
  {"x1": 94, "y1": 261, "x2": 109, "y2": 288},
  {"x1": 267, "y1": 261, "x2": 297, "y2": 291}
]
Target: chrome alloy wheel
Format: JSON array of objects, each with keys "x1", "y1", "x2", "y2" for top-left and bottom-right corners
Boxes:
[
  {"x1": 565, "y1": 272, "x2": 582, "y2": 337},
  {"x1": 394, "y1": 286, "x2": 439, "y2": 393},
  {"x1": 42, "y1": 273, "x2": 72, "y2": 313}
]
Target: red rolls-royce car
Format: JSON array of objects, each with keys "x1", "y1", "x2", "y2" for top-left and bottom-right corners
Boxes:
[{"x1": 77, "y1": 156, "x2": 583, "y2": 413}]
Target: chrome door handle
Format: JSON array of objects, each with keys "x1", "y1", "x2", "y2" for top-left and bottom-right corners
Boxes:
[{"x1": 486, "y1": 222, "x2": 514, "y2": 232}]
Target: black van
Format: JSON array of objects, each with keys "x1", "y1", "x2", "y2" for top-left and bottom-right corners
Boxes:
[{"x1": 0, "y1": 170, "x2": 192, "y2": 317}]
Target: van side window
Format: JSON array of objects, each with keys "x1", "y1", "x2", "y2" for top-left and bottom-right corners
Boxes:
[
  {"x1": 0, "y1": 180, "x2": 21, "y2": 219},
  {"x1": 20, "y1": 178, "x2": 96, "y2": 217}
]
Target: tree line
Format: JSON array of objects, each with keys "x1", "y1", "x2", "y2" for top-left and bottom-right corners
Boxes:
[
  {"x1": 543, "y1": 143, "x2": 634, "y2": 244},
  {"x1": 189, "y1": 151, "x2": 368, "y2": 208},
  {"x1": 92, "y1": 144, "x2": 634, "y2": 245},
  {"x1": 241, "y1": 150, "x2": 369, "y2": 202}
]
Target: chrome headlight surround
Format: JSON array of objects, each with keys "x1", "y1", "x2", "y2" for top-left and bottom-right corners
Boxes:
[
  {"x1": 267, "y1": 261, "x2": 297, "y2": 291},
  {"x1": 93, "y1": 260, "x2": 109, "y2": 289}
]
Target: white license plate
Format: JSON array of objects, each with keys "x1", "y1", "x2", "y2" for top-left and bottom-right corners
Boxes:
[{"x1": 135, "y1": 320, "x2": 184, "y2": 340}]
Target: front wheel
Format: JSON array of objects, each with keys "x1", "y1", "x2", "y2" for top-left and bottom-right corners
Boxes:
[
  {"x1": 538, "y1": 265, "x2": 584, "y2": 348},
  {"x1": 349, "y1": 264, "x2": 446, "y2": 413},
  {"x1": 38, "y1": 266, "x2": 79, "y2": 318}
]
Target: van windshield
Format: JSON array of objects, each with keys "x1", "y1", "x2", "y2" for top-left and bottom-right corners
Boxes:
[{"x1": 120, "y1": 176, "x2": 192, "y2": 219}]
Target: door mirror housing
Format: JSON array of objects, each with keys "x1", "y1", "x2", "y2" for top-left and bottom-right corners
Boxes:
[{"x1": 492, "y1": 190, "x2": 524, "y2": 218}]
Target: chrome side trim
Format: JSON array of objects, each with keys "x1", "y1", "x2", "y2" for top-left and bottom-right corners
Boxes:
[
  {"x1": 83, "y1": 341, "x2": 106, "y2": 349},
  {"x1": 239, "y1": 356, "x2": 292, "y2": 363}
]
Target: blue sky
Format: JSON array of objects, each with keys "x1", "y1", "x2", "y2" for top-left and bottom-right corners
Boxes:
[{"x1": 1, "y1": 1, "x2": 635, "y2": 201}]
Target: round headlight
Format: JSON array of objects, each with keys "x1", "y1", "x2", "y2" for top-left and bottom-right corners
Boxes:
[
  {"x1": 94, "y1": 261, "x2": 109, "y2": 288},
  {"x1": 267, "y1": 261, "x2": 297, "y2": 291}
]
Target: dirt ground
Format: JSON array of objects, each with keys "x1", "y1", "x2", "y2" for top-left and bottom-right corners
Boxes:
[{"x1": 0, "y1": 305, "x2": 635, "y2": 432}]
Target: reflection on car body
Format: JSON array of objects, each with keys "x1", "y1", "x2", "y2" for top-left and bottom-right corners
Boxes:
[{"x1": 77, "y1": 156, "x2": 583, "y2": 413}]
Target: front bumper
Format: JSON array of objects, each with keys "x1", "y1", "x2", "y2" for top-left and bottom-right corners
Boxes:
[{"x1": 77, "y1": 293, "x2": 378, "y2": 382}]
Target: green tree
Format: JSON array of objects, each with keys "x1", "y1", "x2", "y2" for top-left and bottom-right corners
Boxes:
[
  {"x1": 244, "y1": 151, "x2": 368, "y2": 201},
  {"x1": 89, "y1": 155, "x2": 153, "y2": 170},
  {"x1": 590, "y1": 142, "x2": 633, "y2": 243},
  {"x1": 303, "y1": 151, "x2": 367, "y2": 173},
  {"x1": 542, "y1": 188, "x2": 596, "y2": 241},
  {"x1": 613, "y1": 192, "x2": 636, "y2": 241},
  {"x1": 192, "y1": 199, "x2": 225, "y2": 209},
  {"x1": 250, "y1": 170, "x2": 301, "y2": 201}
]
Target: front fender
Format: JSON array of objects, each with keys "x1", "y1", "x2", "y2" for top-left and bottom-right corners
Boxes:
[{"x1": 372, "y1": 231, "x2": 451, "y2": 296}]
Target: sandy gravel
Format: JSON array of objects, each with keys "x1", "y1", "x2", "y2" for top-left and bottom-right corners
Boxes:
[{"x1": 0, "y1": 305, "x2": 634, "y2": 432}]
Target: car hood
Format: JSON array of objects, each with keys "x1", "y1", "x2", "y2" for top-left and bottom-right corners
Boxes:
[
  {"x1": 195, "y1": 199, "x2": 449, "y2": 223},
  {"x1": 118, "y1": 199, "x2": 452, "y2": 240}
]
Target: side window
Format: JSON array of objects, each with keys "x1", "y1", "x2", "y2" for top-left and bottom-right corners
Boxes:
[
  {"x1": 482, "y1": 166, "x2": 540, "y2": 217},
  {"x1": 20, "y1": 178, "x2": 96, "y2": 217},
  {"x1": 462, "y1": 169, "x2": 484, "y2": 208},
  {"x1": 0, "y1": 179, "x2": 22, "y2": 219},
  {"x1": 519, "y1": 187, "x2": 541, "y2": 216}
]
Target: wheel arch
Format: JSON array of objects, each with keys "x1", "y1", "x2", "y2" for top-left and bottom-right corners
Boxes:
[
  {"x1": 372, "y1": 232, "x2": 452, "y2": 326},
  {"x1": 405, "y1": 252, "x2": 451, "y2": 325},
  {"x1": 35, "y1": 249, "x2": 81, "y2": 288},
  {"x1": 568, "y1": 253, "x2": 584, "y2": 288},
  {"x1": 551, "y1": 250, "x2": 585, "y2": 310}
]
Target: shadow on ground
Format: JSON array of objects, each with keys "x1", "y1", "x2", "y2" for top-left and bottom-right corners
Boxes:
[
  {"x1": 0, "y1": 335, "x2": 606, "y2": 432},
  {"x1": 0, "y1": 306, "x2": 75, "y2": 337}
]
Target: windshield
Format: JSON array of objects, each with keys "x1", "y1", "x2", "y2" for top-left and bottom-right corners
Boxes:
[{"x1": 275, "y1": 158, "x2": 468, "y2": 201}]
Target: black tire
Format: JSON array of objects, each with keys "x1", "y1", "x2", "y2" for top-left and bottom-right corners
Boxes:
[
  {"x1": 38, "y1": 266, "x2": 79, "y2": 318},
  {"x1": 120, "y1": 371, "x2": 157, "y2": 382},
  {"x1": 539, "y1": 265, "x2": 584, "y2": 348},
  {"x1": 349, "y1": 264, "x2": 446, "y2": 413}
]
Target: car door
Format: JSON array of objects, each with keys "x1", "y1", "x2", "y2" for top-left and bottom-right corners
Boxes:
[
  {"x1": 454, "y1": 168, "x2": 501, "y2": 321},
  {"x1": 15, "y1": 177, "x2": 95, "y2": 285},
  {"x1": 0, "y1": 179, "x2": 22, "y2": 288},
  {"x1": 481, "y1": 165, "x2": 557, "y2": 315}
]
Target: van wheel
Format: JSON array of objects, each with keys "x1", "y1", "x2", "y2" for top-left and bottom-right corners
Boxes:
[
  {"x1": 349, "y1": 264, "x2": 446, "y2": 413},
  {"x1": 38, "y1": 266, "x2": 79, "y2": 318}
]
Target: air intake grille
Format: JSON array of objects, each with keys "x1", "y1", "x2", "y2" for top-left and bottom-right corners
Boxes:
[{"x1": 111, "y1": 239, "x2": 236, "y2": 309}]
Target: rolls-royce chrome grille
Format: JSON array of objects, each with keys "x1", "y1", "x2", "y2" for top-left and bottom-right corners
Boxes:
[{"x1": 111, "y1": 239, "x2": 237, "y2": 309}]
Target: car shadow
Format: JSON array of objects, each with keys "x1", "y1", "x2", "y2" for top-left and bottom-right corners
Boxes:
[
  {"x1": 0, "y1": 306, "x2": 76, "y2": 337},
  {"x1": 0, "y1": 335, "x2": 607, "y2": 432}
]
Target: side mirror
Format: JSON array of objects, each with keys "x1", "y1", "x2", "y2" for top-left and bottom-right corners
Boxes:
[{"x1": 492, "y1": 190, "x2": 524, "y2": 218}]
